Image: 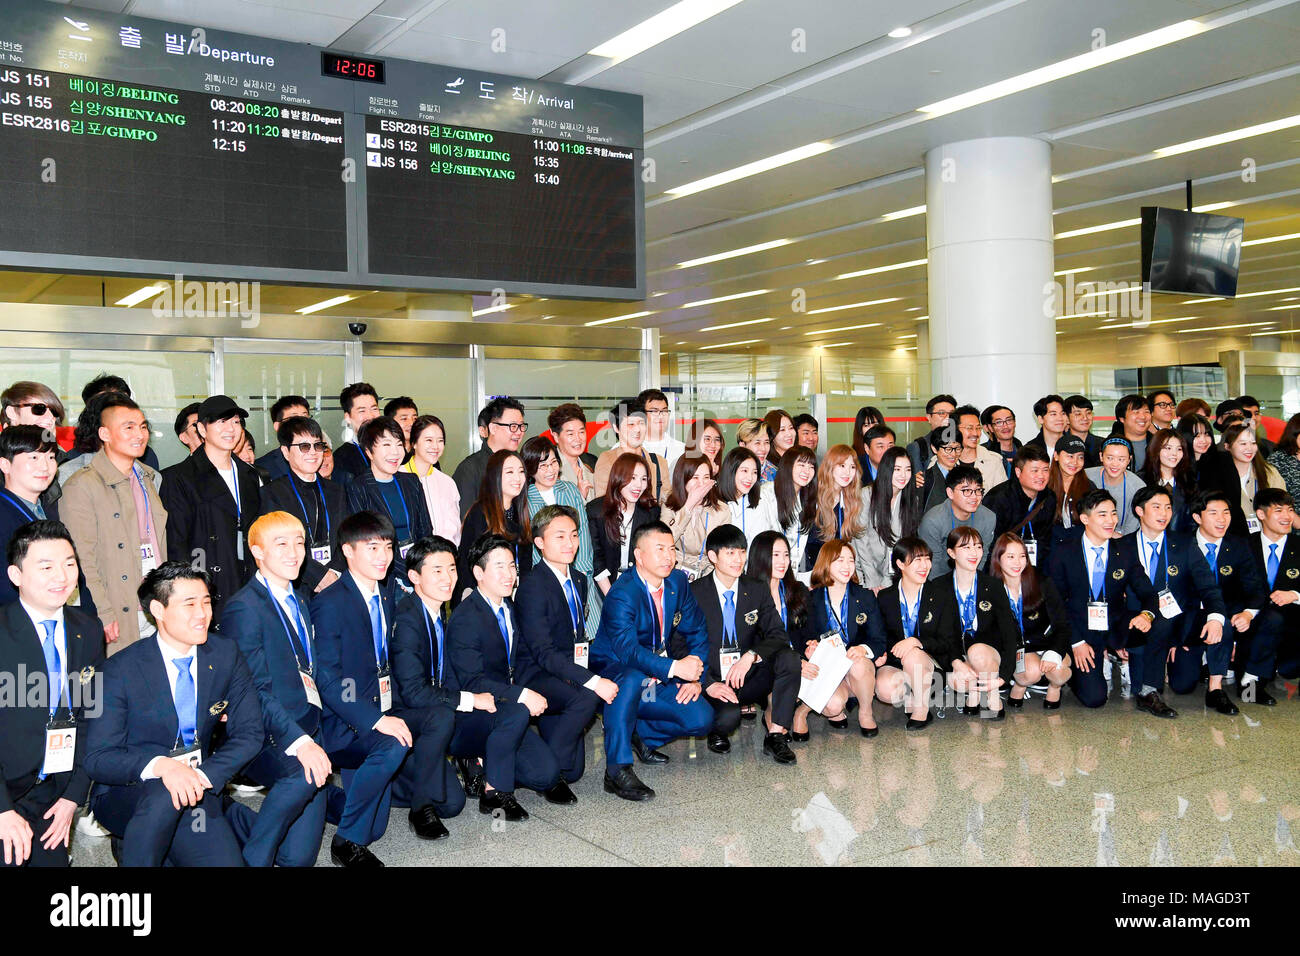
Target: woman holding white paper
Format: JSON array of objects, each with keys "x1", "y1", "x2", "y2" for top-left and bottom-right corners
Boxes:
[
  {"x1": 792, "y1": 539, "x2": 887, "y2": 738},
  {"x1": 875, "y1": 537, "x2": 951, "y2": 730},
  {"x1": 989, "y1": 532, "x2": 1074, "y2": 710}
]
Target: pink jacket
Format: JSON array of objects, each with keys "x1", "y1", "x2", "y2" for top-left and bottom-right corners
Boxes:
[{"x1": 404, "y1": 460, "x2": 462, "y2": 544}]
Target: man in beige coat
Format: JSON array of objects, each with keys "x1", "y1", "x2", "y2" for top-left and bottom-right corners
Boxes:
[{"x1": 60, "y1": 393, "x2": 167, "y2": 655}]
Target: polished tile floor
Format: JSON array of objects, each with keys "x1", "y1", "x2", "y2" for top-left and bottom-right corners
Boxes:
[{"x1": 71, "y1": 680, "x2": 1300, "y2": 867}]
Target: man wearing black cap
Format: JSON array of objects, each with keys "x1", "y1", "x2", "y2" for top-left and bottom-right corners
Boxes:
[{"x1": 160, "y1": 396, "x2": 261, "y2": 618}]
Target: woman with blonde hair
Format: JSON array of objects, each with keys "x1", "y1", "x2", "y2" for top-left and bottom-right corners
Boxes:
[
  {"x1": 737, "y1": 418, "x2": 776, "y2": 483},
  {"x1": 814, "y1": 444, "x2": 868, "y2": 560}
]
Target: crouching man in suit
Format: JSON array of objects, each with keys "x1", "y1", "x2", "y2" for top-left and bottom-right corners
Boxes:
[
  {"x1": 0, "y1": 520, "x2": 105, "y2": 867},
  {"x1": 84, "y1": 562, "x2": 263, "y2": 866},
  {"x1": 590, "y1": 521, "x2": 713, "y2": 802}
]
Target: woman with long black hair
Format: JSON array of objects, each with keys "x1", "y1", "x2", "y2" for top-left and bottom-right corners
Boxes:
[
  {"x1": 763, "y1": 445, "x2": 818, "y2": 584},
  {"x1": 854, "y1": 446, "x2": 924, "y2": 591},
  {"x1": 875, "y1": 536, "x2": 950, "y2": 730},
  {"x1": 989, "y1": 532, "x2": 1073, "y2": 709}
]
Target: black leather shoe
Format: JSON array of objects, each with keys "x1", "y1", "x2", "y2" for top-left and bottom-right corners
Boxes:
[
  {"x1": 790, "y1": 728, "x2": 810, "y2": 741},
  {"x1": 632, "y1": 733, "x2": 669, "y2": 764},
  {"x1": 906, "y1": 713, "x2": 933, "y2": 731},
  {"x1": 1205, "y1": 688, "x2": 1239, "y2": 715},
  {"x1": 707, "y1": 732, "x2": 731, "y2": 754},
  {"x1": 1007, "y1": 694, "x2": 1025, "y2": 709},
  {"x1": 740, "y1": 705, "x2": 757, "y2": 721},
  {"x1": 859, "y1": 725, "x2": 879, "y2": 738},
  {"x1": 763, "y1": 732, "x2": 797, "y2": 764},
  {"x1": 603, "y1": 766, "x2": 655, "y2": 801},
  {"x1": 109, "y1": 836, "x2": 122, "y2": 866},
  {"x1": 1043, "y1": 693, "x2": 1062, "y2": 710},
  {"x1": 961, "y1": 704, "x2": 981, "y2": 716},
  {"x1": 1136, "y1": 691, "x2": 1178, "y2": 719},
  {"x1": 543, "y1": 781, "x2": 578, "y2": 805},
  {"x1": 984, "y1": 708, "x2": 1006, "y2": 721},
  {"x1": 457, "y1": 757, "x2": 485, "y2": 798},
  {"x1": 479, "y1": 790, "x2": 528, "y2": 821},
  {"x1": 330, "y1": 836, "x2": 384, "y2": 868},
  {"x1": 1239, "y1": 681, "x2": 1276, "y2": 706},
  {"x1": 408, "y1": 805, "x2": 450, "y2": 840},
  {"x1": 826, "y1": 716, "x2": 848, "y2": 729}
]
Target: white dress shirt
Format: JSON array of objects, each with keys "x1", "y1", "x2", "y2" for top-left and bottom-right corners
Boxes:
[
  {"x1": 141, "y1": 635, "x2": 212, "y2": 786},
  {"x1": 478, "y1": 588, "x2": 530, "y2": 704},
  {"x1": 1135, "y1": 533, "x2": 1224, "y2": 625},
  {"x1": 20, "y1": 599, "x2": 66, "y2": 694},
  {"x1": 1259, "y1": 530, "x2": 1300, "y2": 603}
]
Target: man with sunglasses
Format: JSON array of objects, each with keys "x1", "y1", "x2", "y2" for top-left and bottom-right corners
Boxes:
[
  {"x1": 452, "y1": 396, "x2": 528, "y2": 519},
  {"x1": 255, "y1": 395, "x2": 311, "y2": 482},
  {"x1": 2, "y1": 382, "x2": 69, "y2": 514},
  {"x1": 259, "y1": 416, "x2": 347, "y2": 594}
]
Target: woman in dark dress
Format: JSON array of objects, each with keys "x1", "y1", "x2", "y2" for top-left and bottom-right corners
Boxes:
[
  {"x1": 875, "y1": 536, "x2": 952, "y2": 730},
  {"x1": 989, "y1": 532, "x2": 1073, "y2": 709}
]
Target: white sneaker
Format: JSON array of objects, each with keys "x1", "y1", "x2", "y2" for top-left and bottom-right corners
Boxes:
[
  {"x1": 229, "y1": 780, "x2": 265, "y2": 795},
  {"x1": 75, "y1": 811, "x2": 109, "y2": 838},
  {"x1": 1119, "y1": 660, "x2": 1133, "y2": 699},
  {"x1": 1103, "y1": 654, "x2": 1114, "y2": 685}
]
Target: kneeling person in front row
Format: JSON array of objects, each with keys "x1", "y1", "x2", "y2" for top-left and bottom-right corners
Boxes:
[
  {"x1": 85, "y1": 562, "x2": 263, "y2": 866},
  {"x1": 0, "y1": 521, "x2": 105, "y2": 867},
  {"x1": 513, "y1": 506, "x2": 619, "y2": 799},
  {"x1": 310, "y1": 510, "x2": 412, "y2": 868},
  {"x1": 590, "y1": 521, "x2": 713, "y2": 802},
  {"x1": 689, "y1": 524, "x2": 799, "y2": 764},
  {"x1": 218, "y1": 512, "x2": 332, "y2": 866},
  {"x1": 446, "y1": 533, "x2": 562, "y2": 821}
]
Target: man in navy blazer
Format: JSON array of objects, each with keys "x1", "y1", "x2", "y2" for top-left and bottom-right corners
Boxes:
[
  {"x1": 513, "y1": 506, "x2": 618, "y2": 793},
  {"x1": 0, "y1": 521, "x2": 104, "y2": 867},
  {"x1": 309, "y1": 510, "x2": 412, "y2": 868},
  {"x1": 1046, "y1": 490, "x2": 1159, "y2": 711},
  {"x1": 1118, "y1": 485, "x2": 1226, "y2": 718},
  {"x1": 1239, "y1": 488, "x2": 1300, "y2": 702},
  {"x1": 446, "y1": 533, "x2": 561, "y2": 820},
  {"x1": 84, "y1": 562, "x2": 262, "y2": 866},
  {"x1": 217, "y1": 512, "x2": 333, "y2": 866},
  {"x1": 590, "y1": 520, "x2": 713, "y2": 802}
]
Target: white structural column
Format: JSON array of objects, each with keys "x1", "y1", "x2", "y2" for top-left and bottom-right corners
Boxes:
[{"x1": 925, "y1": 137, "x2": 1055, "y2": 441}]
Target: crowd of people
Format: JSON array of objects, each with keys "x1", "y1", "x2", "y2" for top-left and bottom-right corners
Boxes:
[{"x1": 1, "y1": 375, "x2": 1298, "y2": 869}]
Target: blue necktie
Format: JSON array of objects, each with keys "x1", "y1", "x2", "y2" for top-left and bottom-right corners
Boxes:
[
  {"x1": 495, "y1": 605, "x2": 510, "y2": 660},
  {"x1": 723, "y1": 590, "x2": 737, "y2": 648},
  {"x1": 431, "y1": 611, "x2": 445, "y2": 684},
  {"x1": 368, "y1": 594, "x2": 385, "y2": 668},
  {"x1": 1267, "y1": 543, "x2": 1280, "y2": 589},
  {"x1": 1148, "y1": 542, "x2": 1160, "y2": 583},
  {"x1": 284, "y1": 592, "x2": 312, "y2": 668},
  {"x1": 564, "y1": 578, "x2": 582, "y2": 635},
  {"x1": 171, "y1": 657, "x2": 196, "y2": 748},
  {"x1": 40, "y1": 620, "x2": 63, "y2": 716},
  {"x1": 835, "y1": 503, "x2": 844, "y2": 539},
  {"x1": 1090, "y1": 546, "x2": 1105, "y2": 600},
  {"x1": 35, "y1": 500, "x2": 47, "y2": 520},
  {"x1": 1205, "y1": 542, "x2": 1218, "y2": 578}
]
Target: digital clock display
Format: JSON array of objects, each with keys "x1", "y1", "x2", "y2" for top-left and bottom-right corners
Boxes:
[{"x1": 321, "y1": 52, "x2": 385, "y2": 84}]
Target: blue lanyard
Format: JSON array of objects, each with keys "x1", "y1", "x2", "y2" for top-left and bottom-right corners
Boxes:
[
  {"x1": 262, "y1": 579, "x2": 312, "y2": 671},
  {"x1": 955, "y1": 578, "x2": 977, "y2": 632},
  {"x1": 1008, "y1": 590, "x2": 1023, "y2": 634},
  {"x1": 227, "y1": 463, "x2": 241, "y2": 521},
  {"x1": 900, "y1": 586, "x2": 920, "y2": 638},
  {"x1": 824, "y1": 588, "x2": 849, "y2": 642},
  {"x1": 0, "y1": 490, "x2": 37, "y2": 521},
  {"x1": 697, "y1": 512, "x2": 710, "y2": 569},
  {"x1": 353, "y1": 439, "x2": 369, "y2": 463},
  {"x1": 289, "y1": 475, "x2": 330, "y2": 543},
  {"x1": 132, "y1": 466, "x2": 154, "y2": 539},
  {"x1": 422, "y1": 605, "x2": 444, "y2": 684},
  {"x1": 777, "y1": 580, "x2": 787, "y2": 630},
  {"x1": 645, "y1": 584, "x2": 665, "y2": 652},
  {"x1": 835, "y1": 497, "x2": 843, "y2": 538},
  {"x1": 1020, "y1": 494, "x2": 1036, "y2": 539}
]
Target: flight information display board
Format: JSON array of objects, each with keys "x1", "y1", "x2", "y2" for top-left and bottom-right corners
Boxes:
[{"x1": 0, "y1": 0, "x2": 644, "y2": 299}]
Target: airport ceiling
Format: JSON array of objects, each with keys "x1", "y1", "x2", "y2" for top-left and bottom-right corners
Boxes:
[{"x1": 9, "y1": 0, "x2": 1298, "y2": 353}]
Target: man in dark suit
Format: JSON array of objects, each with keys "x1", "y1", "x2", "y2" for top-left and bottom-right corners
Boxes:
[
  {"x1": 217, "y1": 512, "x2": 332, "y2": 866},
  {"x1": 0, "y1": 521, "x2": 104, "y2": 867},
  {"x1": 159, "y1": 395, "x2": 261, "y2": 618},
  {"x1": 310, "y1": 510, "x2": 412, "y2": 867},
  {"x1": 1170, "y1": 492, "x2": 1267, "y2": 713},
  {"x1": 1118, "y1": 485, "x2": 1227, "y2": 719},
  {"x1": 84, "y1": 562, "x2": 262, "y2": 866},
  {"x1": 259, "y1": 416, "x2": 347, "y2": 594},
  {"x1": 1239, "y1": 488, "x2": 1300, "y2": 704},
  {"x1": 254, "y1": 395, "x2": 310, "y2": 482},
  {"x1": 984, "y1": 445, "x2": 1057, "y2": 561},
  {"x1": 591, "y1": 521, "x2": 713, "y2": 802},
  {"x1": 446, "y1": 533, "x2": 561, "y2": 820},
  {"x1": 392, "y1": 536, "x2": 501, "y2": 838},
  {"x1": 514, "y1": 506, "x2": 617, "y2": 793},
  {"x1": 688, "y1": 524, "x2": 798, "y2": 764},
  {"x1": 345, "y1": 417, "x2": 433, "y2": 584},
  {"x1": 1046, "y1": 490, "x2": 1159, "y2": 710},
  {"x1": 329, "y1": 383, "x2": 381, "y2": 487}
]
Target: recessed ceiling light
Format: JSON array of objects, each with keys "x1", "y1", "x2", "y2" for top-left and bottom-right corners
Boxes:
[
  {"x1": 589, "y1": 0, "x2": 745, "y2": 63},
  {"x1": 820, "y1": 341, "x2": 858, "y2": 348},
  {"x1": 698, "y1": 338, "x2": 760, "y2": 350},
  {"x1": 680, "y1": 289, "x2": 769, "y2": 309},
  {"x1": 677, "y1": 238, "x2": 791, "y2": 268},
  {"x1": 1180, "y1": 285, "x2": 1300, "y2": 304},
  {"x1": 888, "y1": 26, "x2": 913, "y2": 38},
  {"x1": 880, "y1": 205, "x2": 926, "y2": 221},
  {"x1": 1243, "y1": 231, "x2": 1300, "y2": 247},
  {"x1": 1155, "y1": 114, "x2": 1300, "y2": 157},
  {"x1": 1054, "y1": 267, "x2": 1096, "y2": 276},
  {"x1": 1175, "y1": 322, "x2": 1274, "y2": 334},
  {"x1": 585, "y1": 310, "x2": 655, "y2": 326},
  {"x1": 806, "y1": 297, "x2": 899, "y2": 315},
  {"x1": 835, "y1": 258, "x2": 927, "y2": 280},
  {"x1": 115, "y1": 284, "x2": 167, "y2": 307},
  {"x1": 697, "y1": 317, "x2": 773, "y2": 332},
  {"x1": 803, "y1": 322, "x2": 882, "y2": 335},
  {"x1": 471, "y1": 302, "x2": 513, "y2": 317},
  {"x1": 666, "y1": 142, "x2": 833, "y2": 198},
  {"x1": 1056, "y1": 202, "x2": 1234, "y2": 240},
  {"x1": 298, "y1": 294, "x2": 357, "y2": 315}
]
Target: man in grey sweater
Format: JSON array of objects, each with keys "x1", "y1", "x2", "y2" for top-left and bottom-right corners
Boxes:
[{"x1": 918, "y1": 464, "x2": 997, "y2": 578}]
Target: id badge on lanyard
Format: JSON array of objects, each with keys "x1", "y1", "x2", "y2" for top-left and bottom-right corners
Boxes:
[
  {"x1": 719, "y1": 648, "x2": 742, "y2": 681},
  {"x1": 310, "y1": 544, "x2": 332, "y2": 565},
  {"x1": 1024, "y1": 538, "x2": 1038, "y2": 566},
  {"x1": 170, "y1": 740, "x2": 202, "y2": 769},
  {"x1": 140, "y1": 541, "x2": 158, "y2": 575},
  {"x1": 1157, "y1": 588, "x2": 1182, "y2": 619},
  {"x1": 42, "y1": 720, "x2": 77, "y2": 776},
  {"x1": 1087, "y1": 601, "x2": 1109, "y2": 631},
  {"x1": 573, "y1": 640, "x2": 590, "y2": 667},
  {"x1": 377, "y1": 667, "x2": 393, "y2": 712},
  {"x1": 1015, "y1": 647, "x2": 1026, "y2": 673},
  {"x1": 1246, "y1": 513, "x2": 1262, "y2": 534},
  {"x1": 300, "y1": 668, "x2": 322, "y2": 708}
]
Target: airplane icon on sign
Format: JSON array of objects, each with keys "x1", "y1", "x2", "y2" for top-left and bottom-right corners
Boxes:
[{"x1": 445, "y1": 76, "x2": 464, "y2": 93}]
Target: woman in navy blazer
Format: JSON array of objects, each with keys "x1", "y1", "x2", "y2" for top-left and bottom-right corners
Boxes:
[
  {"x1": 927, "y1": 526, "x2": 1020, "y2": 719},
  {"x1": 792, "y1": 538, "x2": 887, "y2": 738},
  {"x1": 875, "y1": 536, "x2": 953, "y2": 730}
]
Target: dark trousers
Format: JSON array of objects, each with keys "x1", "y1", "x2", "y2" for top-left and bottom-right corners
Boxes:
[
  {"x1": 225, "y1": 744, "x2": 327, "y2": 867},
  {"x1": 1235, "y1": 607, "x2": 1286, "y2": 681},
  {"x1": 1067, "y1": 633, "x2": 1110, "y2": 708},
  {"x1": 529, "y1": 675, "x2": 599, "y2": 783},
  {"x1": 0, "y1": 776, "x2": 70, "y2": 868},
  {"x1": 1167, "y1": 610, "x2": 1235, "y2": 695},
  {"x1": 390, "y1": 704, "x2": 456, "y2": 812},
  {"x1": 325, "y1": 728, "x2": 408, "y2": 846},
  {"x1": 92, "y1": 781, "x2": 243, "y2": 867},
  {"x1": 1126, "y1": 617, "x2": 1174, "y2": 694},
  {"x1": 448, "y1": 704, "x2": 559, "y2": 794},
  {"x1": 602, "y1": 668, "x2": 713, "y2": 768}
]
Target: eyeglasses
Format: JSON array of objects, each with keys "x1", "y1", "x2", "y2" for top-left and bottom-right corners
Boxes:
[
  {"x1": 538, "y1": 458, "x2": 560, "y2": 469},
  {"x1": 1153, "y1": 401, "x2": 1176, "y2": 410},
  {"x1": 644, "y1": 406, "x2": 670, "y2": 415},
  {"x1": 490, "y1": 420, "x2": 529, "y2": 435},
  {"x1": 955, "y1": 486, "x2": 984, "y2": 496},
  {"x1": 289, "y1": 441, "x2": 328, "y2": 454},
  {"x1": 939, "y1": 444, "x2": 962, "y2": 454},
  {"x1": 992, "y1": 417, "x2": 1015, "y2": 428}
]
